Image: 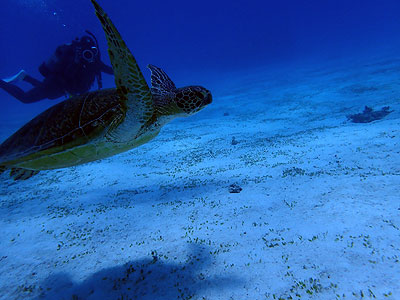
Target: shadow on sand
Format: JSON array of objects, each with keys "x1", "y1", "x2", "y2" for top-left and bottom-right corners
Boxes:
[{"x1": 34, "y1": 244, "x2": 242, "y2": 300}]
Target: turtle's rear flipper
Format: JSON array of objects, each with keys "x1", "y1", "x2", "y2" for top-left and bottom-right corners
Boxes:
[
  {"x1": 10, "y1": 168, "x2": 39, "y2": 180},
  {"x1": 0, "y1": 166, "x2": 5, "y2": 175}
]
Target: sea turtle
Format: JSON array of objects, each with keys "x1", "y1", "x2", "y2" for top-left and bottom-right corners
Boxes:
[{"x1": 0, "y1": 0, "x2": 212, "y2": 180}]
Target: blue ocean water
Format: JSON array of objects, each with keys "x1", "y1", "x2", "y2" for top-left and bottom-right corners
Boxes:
[
  {"x1": 1, "y1": 0, "x2": 400, "y2": 299},
  {"x1": 0, "y1": 0, "x2": 399, "y2": 124},
  {"x1": 2, "y1": 0, "x2": 400, "y2": 93}
]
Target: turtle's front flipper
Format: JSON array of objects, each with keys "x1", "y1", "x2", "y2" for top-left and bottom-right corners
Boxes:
[{"x1": 90, "y1": 0, "x2": 153, "y2": 135}]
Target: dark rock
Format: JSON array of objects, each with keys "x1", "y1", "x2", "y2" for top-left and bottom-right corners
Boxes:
[
  {"x1": 229, "y1": 183, "x2": 242, "y2": 193},
  {"x1": 347, "y1": 106, "x2": 393, "y2": 123},
  {"x1": 231, "y1": 137, "x2": 239, "y2": 145}
]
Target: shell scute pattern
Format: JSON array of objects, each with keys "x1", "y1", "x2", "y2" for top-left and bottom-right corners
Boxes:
[{"x1": 0, "y1": 89, "x2": 122, "y2": 164}]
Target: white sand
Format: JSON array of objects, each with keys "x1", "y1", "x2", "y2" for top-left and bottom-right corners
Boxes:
[{"x1": 1, "y1": 53, "x2": 399, "y2": 299}]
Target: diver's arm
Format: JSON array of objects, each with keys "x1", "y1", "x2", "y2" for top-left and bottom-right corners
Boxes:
[{"x1": 99, "y1": 61, "x2": 113, "y2": 75}]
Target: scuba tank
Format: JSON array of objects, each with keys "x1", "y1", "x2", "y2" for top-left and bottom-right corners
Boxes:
[{"x1": 38, "y1": 31, "x2": 103, "y2": 90}]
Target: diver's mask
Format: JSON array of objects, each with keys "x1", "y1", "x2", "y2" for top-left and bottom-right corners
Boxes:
[{"x1": 81, "y1": 46, "x2": 98, "y2": 63}]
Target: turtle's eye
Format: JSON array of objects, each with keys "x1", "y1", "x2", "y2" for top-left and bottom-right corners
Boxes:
[{"x1": 196, "y1": 92, "x2": 204, "y2": 100}]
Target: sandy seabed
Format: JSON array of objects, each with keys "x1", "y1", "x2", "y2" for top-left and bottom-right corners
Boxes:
[{"x1": 0, "y1": 53, "x2": 399, "y2": 300}]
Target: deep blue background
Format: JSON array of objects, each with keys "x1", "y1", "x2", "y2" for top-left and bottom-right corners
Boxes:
[{"x1": 1, "y1": 0, "x2": 400, "y2": 113}]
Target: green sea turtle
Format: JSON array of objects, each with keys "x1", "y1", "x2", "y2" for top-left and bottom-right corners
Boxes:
[{"x1": 0, "y1": 0, "x2": 212, "y2": 180}]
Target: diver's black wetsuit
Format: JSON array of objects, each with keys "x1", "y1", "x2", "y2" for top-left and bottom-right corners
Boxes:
[{"x1": 0, "y1": 35, "x2": 113, "y2": 104}]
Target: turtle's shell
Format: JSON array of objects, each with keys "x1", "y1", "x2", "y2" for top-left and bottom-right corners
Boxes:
[{"x1": 0, "y1": 88, "x2": 124, "y2": 168}]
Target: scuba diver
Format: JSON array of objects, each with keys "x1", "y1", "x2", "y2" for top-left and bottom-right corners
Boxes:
[{"x1": 0, "y1": 31, "x2": 113, "y2": 104}]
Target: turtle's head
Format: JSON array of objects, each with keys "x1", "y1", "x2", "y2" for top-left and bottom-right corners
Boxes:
[{"x1": 173, "y1": 86, "x2": 212, "y2": 116}]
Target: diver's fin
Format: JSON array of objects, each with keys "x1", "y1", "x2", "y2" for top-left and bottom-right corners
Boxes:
[
  {"x1": 147, "y1": 64, "x2": 177, "y2": 98},
  {"x1": 10, "y1": 168, "x2": 39, "y2": 180},
  {"x1": 3, "y1": 70, "x2": 27, "y2": 83}
]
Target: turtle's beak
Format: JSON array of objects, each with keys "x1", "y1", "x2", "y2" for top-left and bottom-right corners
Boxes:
[{"x1": 204, "y1": 91, "x2": 212, "y2": 105}]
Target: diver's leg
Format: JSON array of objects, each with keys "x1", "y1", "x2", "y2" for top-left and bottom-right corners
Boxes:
[
  {"x1": 0, "y1": 79, "x2": 37, "y2": 103},
  {"x1": 23, "y1": 75, "x2": 42, "y2": 87},
  {"x1": 0, "y1": 79, "x2": 50, "y2": 103}
]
